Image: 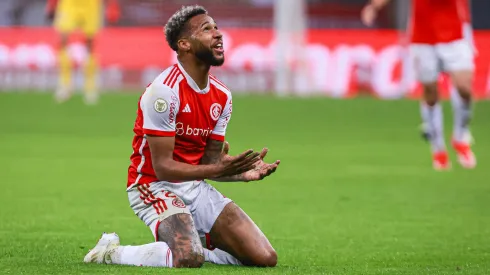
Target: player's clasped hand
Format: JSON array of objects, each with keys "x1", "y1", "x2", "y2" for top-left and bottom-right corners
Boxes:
[
  {"x1": 246, "y1": 147, "x2": 281, "y2": 182},
  {"x1": 219, "y1": 142, "x2": 280, "y2": 181},
  {"x1": 217, "y1": 145, "x2": 261, "y2": 177},
  {"x1": 360, "y1": 3, "x2": 378, "y2": 27}
]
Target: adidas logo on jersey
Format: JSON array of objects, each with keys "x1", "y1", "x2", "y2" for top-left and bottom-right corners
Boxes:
[{"x1": 182, "y1": 104, "x2": 191, "y2": 113}]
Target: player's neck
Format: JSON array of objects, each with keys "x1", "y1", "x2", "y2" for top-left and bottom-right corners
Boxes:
[{"x1": 178, "y1": 57, "x2": 210, "y2": 90}]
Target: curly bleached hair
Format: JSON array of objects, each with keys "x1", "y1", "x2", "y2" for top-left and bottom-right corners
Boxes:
[{"x1": 164, "y1": 5, "x2": 208, "y2": 52}]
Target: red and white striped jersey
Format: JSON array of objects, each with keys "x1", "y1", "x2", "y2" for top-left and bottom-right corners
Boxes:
[
  {"x1": 127, "y1": 62, "x2": 232, "y2": 188},
  {"x1": 409, "y1": 0, "x2": 469, "y2": 44}
]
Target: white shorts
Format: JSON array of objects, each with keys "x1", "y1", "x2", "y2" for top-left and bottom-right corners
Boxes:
[
  {"x1": 462, "y1": 23, "x2": 477, "y2": 55},
  {"x1": 410, "y1": 38, "x2": 475, "y2": 83},
  {"x1": 127, "y1": 180, "x2": 232, "y2": 246}
]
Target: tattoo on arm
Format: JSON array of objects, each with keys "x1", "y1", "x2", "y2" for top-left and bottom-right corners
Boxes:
[
  {"x1": 201, "y1": 139, "x2": 223, "y2": 165},
  {"x1": 157, "y1": 214, "x2": 204, "y2": 268}
]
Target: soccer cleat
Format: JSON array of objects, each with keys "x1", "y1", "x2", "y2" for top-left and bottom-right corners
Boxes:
[
  {"x1": 452, "y1": 132, "x2": 476, "y2": 169},
  {"x1": 84, "y1": 91, "x2": 99, "y2": 105},
  {"x1": 54, "y1": 86, "x2": 72, "y2": 103},
  {"x1": 433, "y1": 151, "x2": 451, "y2": 171},
  {"x1": 83, "y1": 232, "x2": 120, "y2": 264}
]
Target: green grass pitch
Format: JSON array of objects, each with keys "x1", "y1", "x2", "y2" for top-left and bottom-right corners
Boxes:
[{"x1": 0, "y1": 92, "x2": 489, "y2": 274}]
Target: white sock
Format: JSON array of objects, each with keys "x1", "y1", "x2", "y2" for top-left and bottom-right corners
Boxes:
[
  {"x1": 109, "y1": 242, "x2": 173, "y2": 267},
  {"x1": 204, "y1": 248, "x2": 241, "y2": 265},
  {"x1": 450, "y1": 85, "x2": 472, "y2": 142},
  {"x1": 420, "y1": 102, "x2": 446, "y2": 152}
]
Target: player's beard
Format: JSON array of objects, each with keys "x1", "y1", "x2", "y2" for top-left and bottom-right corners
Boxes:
[{"x1": 194, "y1": 42, "x2": 224, "y2": 67}]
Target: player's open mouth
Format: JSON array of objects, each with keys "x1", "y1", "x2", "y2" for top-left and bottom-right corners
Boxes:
[{"x1": 213, "y1": 43, "x2": 224, "y2": 54}]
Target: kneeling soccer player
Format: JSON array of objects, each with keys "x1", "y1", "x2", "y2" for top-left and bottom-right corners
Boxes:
[{"x1": 83, "y1": 5, "x2": 281, "y2": 268}]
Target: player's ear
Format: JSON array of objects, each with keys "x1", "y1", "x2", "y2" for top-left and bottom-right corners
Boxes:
[{"x1": 177, "y1": 38, "x2": 191, "y2": 52}]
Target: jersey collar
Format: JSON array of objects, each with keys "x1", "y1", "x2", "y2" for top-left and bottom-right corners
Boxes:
[{"x1": 177, "y1": 62, "x2": 210, "y2": 94}]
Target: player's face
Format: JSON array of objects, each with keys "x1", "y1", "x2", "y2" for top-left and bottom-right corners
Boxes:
[{"x1": 188, "y1": 14, "x2": 224, "y2": 66}]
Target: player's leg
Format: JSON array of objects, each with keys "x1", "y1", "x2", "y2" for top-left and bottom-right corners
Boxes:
[
  {"x1": 83, "y1": 232, "x2": 174, "y2": 267},
  {"x1": 203, "y1": 246, "x2": 242, "y2": 265},
  {"x1": 411, "y1": 44, "x2": 449, "y2": 170},
  {"x1": 209, "y1": 202, "x2": 277, "y2": 267},
  {"x1": 53, "y1": 7, "x2": 75, "y2": 102},
  {"x1": 439, "y1": 39, "x2": 476, "y2": 168},
  {"x1": 155, "y1": 213, "x2": 204, "y2": 267},
  {"x1": 86, "y1": 215, "x2": 204, "y2": 268},
  {"x1": 151, "y1": 181, "x2": 242, "y2": 266},
  {"x1": 83, "y1": 36, "x2": 99, "y2": 105},
  {"x1": 81, "y1": 4, "x2": 101, "y2": 105},
  {"x1": 84, "y1": 183, "x2": 204, "y2": 268},
  {"x1": 186, "y1": 182, "x2": 274, "y2": 266}
]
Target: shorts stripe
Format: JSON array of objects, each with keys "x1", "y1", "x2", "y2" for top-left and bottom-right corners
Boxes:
[
  {"x1": 153, "y1": 203, "x2": 162, "y2": 215},
  {"x1": 154, "y1": 220, "x2": 162, "y2": 241},
  {"x1": 156, "y1": 200, "x2": 165, "y2": 214},
  {"x1": 137, "y1": 184, "x2": 171, "y2": 215},
  {"x1": 158, "y1": 200, "x2": 168, "y2": 212},
  {"x1": 137, "y1": 185, "x2": 163, "y2": 214}
]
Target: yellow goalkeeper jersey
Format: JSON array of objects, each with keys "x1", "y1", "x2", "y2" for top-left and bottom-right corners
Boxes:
[{"x1": 54, "y1": 0, "x2": 102, "y2": 36}]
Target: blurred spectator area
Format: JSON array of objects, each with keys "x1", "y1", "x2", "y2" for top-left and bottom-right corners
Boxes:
[
  {"x1": 0, "y1": 0, "x2": 393, "y2": 29},
  {"x1": 1, "y1": 0, "x2": 489, "y2": 29},
  {"x1": 120, "y1": 0, "x2": 392, "y2": 29}
]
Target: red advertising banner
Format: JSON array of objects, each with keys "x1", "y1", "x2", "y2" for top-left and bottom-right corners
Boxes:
[{"x1": 0, "y1": 27, "x2": 489, "y2": 99}]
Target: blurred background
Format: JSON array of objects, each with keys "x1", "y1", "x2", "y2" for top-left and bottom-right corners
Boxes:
[
  {"x1": 2, "y1": 2, "x2": 490, "y2": 274},
  {"x1": 0, "y1": 0, "x2": 489, "y2": 99}
]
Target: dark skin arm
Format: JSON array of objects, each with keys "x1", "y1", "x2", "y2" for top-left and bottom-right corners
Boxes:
[
  {"x1": 45, "y1": 0, "x2": 58, "y2": 22},
  {"x1": 105, "y1": 0, "x2": 120, "y2": 24},
  {"x1": 201, "y1": 139, "x2": 280, "y2": 182},
  {"x1": 146, "y1": 135, "x2": 260, "y2": 182},
  {"x1": 361, "y1": 0, "x2": 392, "y2": 26}
]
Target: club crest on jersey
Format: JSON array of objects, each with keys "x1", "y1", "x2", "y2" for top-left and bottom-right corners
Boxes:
[
  {"x1": 154, "y1": 98, "x2": 168, "y2": 113},
  {"x1": 210, "y1": 103, "x2": 222, "y2": 121},
  {"x1": 172, "y1": 198, "x2": 186, "y2": 208}
]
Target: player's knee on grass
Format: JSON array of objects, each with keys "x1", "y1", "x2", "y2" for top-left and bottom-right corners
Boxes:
[
  {"x1": 157, "y1": 213, "x2": 205, "y2": 268},
  {"x1": 243, "y1": 248, "x2": 277, "y2": 267},
  {"x1": 210, "y1": 203, "x2": 278, "y2": 267},
  {"x1": 422, "y1": 82, "x2": 439, "y2": 106}
]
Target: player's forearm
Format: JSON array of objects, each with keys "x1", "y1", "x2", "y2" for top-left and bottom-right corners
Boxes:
[
  {"x1": 369, "y1": 0, "x2": 390, "y2": 9},
  {"x1": 201, "y1": 140, "x2": 243, "y2": 182},
  {"x1": 210, "y1": 174, "x2": 245, "y2": 182},
  {"x1": 46, "y1": 0, "x2": 58, "y2": 12},
  {"x1": 153, "y1": 159, "x2": 221, "y2": 182}
]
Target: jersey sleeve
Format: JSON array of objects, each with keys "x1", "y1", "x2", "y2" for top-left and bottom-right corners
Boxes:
[
  {"x1": 140, "y1": 84, "x2": 180, "y2": 137},
  {"x1": 210, "y1": 94, "x2": 232, "y2": 141}
]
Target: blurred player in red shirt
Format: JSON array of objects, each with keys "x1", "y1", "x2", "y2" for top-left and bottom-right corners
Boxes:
[
  {"x1": 83, "y1": 5, "x2": 280, "y2": 269},
  {"x1": 46, "y1": 0, "x2": 120, "y2": 105},
  {"x1": 362, "y1": 0, "x2": 476, "y2": 170}
]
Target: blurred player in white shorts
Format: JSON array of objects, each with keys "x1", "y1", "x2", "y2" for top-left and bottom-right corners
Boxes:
[
  {"x1": 362, "y1": 0, "x2": 477, "y2": 170},
  {"x1": 83, "y1": 5, "x2": 281, "y2": 268}
]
